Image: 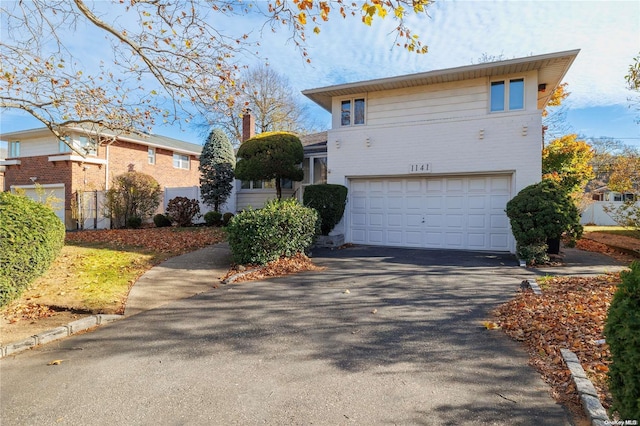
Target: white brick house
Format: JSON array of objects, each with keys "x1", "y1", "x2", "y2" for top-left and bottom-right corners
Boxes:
[{"x1": 302, "y1": 49, "x2": 579, "y2": 253}]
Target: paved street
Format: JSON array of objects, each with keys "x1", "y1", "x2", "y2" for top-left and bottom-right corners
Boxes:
[{"x1": 0, "y1": 246, "x2": 572, "y2": 425}]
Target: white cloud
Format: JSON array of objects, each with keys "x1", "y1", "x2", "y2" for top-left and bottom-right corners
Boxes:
[{"x1": 258, "y1": 0, "x2": 639, "y2": 110}]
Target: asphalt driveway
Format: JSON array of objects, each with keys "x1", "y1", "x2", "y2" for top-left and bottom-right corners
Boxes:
[{"x1": 0, "y1": 246, "x2": 571, "y2": 425}]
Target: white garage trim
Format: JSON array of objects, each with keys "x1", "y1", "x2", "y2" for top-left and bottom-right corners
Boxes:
[
  {"x1": 10, "y1": 184, "x2": 65, "y2": 224},
  {"x1": 347, "y1": 174, "x2": 512, "y2": 251}
]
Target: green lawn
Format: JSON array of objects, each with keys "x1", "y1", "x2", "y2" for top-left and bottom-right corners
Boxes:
[{"x1": 583, "y1": 226, "x2": 640, "y2": 239}]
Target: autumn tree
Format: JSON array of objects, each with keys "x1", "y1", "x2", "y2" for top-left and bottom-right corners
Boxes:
[
  {"x1": 199, "y1": 129, "x2": 236, "y2": 213},
  {"x1": 542, "y1": 134, "x2": 595, "y2": 197},
  {"x1": 203, "y1": 65, "x2": 320, "y2": 146},
  {"x1": 104, "y1": 172, "x2": 162, "y2": 228},
  {"x1": 588, "y1": 138, "x2": 639, "y2": 229},
  {"x1": 542, "y1": 83, "x2": 571, "y2": 143},
  {"x1": 626, "y1": 53, "x2": 640, "y2": 123},
  {"x1": 1, "y1": 1, "x2": 431, "y2": 152},
  {"x1": 235, "y1": 132, "x2": 304, "y2": 200}
]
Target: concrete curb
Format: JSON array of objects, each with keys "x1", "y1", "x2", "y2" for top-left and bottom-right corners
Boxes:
[
  {"x1": 560, "y1": 348, "x2": 610, "y2": 425},
  {"x1": 0, "y1": 314, "x2": 123, "y2": 359}
]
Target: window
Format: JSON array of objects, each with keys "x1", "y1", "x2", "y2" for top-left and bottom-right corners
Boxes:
[
  {"x1": 148, "y1": 147, "x2": 156, "y2": 165},
  {"x1": 59, "y1": 137, "x2": 71, "y2": 153},
  {"x1": 173, "y1": 153, "x2": 190, "y2": 169},
  {"x1": 78, "y1": 136, "x2": 97, "y2": 155},
  {"x1": 8, "y1": 141, "x2": 20, "y2": 157},
  {"x1": 240, "y1": 179, "x2": 292, "y2": 190},
  {"x1": 341, "y1": 100, "x2": 351, "y2": 126},
  {"x1": 490, "y1": 78, "x2": 524, "y2": 112},
  {"x1": 303, "y1": 156, "x2": 327, "y2": 184},
  {"x1": 340, "y1": 98, "x2": 365, "y2": 126}
]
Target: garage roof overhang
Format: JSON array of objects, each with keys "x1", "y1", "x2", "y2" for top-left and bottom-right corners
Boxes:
[{"x1": 302, "y1": 49, "x2": 580, "y2": 112}]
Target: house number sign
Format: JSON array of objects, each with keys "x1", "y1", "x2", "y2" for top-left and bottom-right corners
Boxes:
[{"x1": 409, "y1": 163, "x2": 432, "y2": 173}]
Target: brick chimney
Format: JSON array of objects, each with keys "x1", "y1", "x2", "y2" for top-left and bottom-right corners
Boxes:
[{"x1": 242, "y1": 109, "x2": 255, "y2": 142}]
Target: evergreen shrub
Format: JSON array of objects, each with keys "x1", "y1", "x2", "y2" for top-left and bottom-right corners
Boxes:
[
  {"x1": 506, "y1": 179, "x2": 582, "y2": 264},
  {"x1": 204, "y1": 211, "x2": 222, "y2": 226},
  {"x1": 222, "y1": 212, "x2": 234, "y2": 226},
  {"x1": 605, "y1": 261, "x2": 640, "y2": 420},
  {"x1": 226, "y1": 199, "x2": 318, "y2": 265},
  {"x1": 0, "y1": 192, "x2": 65, "y2": 306},
  {"x1": 153, "y1": 213, "x2": 172, "y2": 228},
  {"x1": 126, "y1": 216, "x2": 142, "y2": 229},
  {"x1": 303, "y1": 184, "x2": 348, "y2": 235}
]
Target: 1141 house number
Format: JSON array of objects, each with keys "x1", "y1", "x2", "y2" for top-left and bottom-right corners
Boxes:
[{"x1": 409, "y1": 163, "x2": 431, "y2": 173}]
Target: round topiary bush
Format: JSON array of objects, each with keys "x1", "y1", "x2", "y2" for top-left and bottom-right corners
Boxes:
[
  {"x1": 506, "y1": 179, "x2": 582, "y2": 264},
  {"x1": 0, "y1": 192, "x2": 65, "y2": 306},
  {"x1": 226, "y1": 198, "x2": 318, "y2": 265},
  {"x1": 204, "y1": 211, "x2": 222, "y2": 227},
  {"x1": 604, "y1": 261, "x2": 640, "y2": 420},
  {"x1": 153, "y1": 213, "x2": 172, "y2": 228}
]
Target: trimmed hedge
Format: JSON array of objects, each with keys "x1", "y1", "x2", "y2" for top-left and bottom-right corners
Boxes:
[
  {"x1": 204, "y1": 211, "x2": 222, "y2": 226},
  {"x1": 0, "y1": 192, "x2": 65, "y2": 306},
  {"x1": 605, "y1": 261, "x2": 640, "y2": 419},
  {"x1": 226, "y1": 198, "x2": 318, "y2": 265},
  {"x1": 303, "y1": 184, "x2": 348, "y2": 236},
  {"x1": 153, "y1": 213, "x2": 172, "y2": 228}
]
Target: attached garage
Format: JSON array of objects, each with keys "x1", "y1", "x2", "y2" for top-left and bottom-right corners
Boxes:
[
  {"x1": 11, "y1": 184, "x2": 66, "y2": 224},
  {"x1": 349, "y1": 175, "x2": 512, "y2": 251}
]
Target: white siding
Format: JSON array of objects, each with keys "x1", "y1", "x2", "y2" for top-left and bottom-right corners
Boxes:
[
  {"x1": 236, "y1": 188, "x2": 296, "y2": 211},
  {"x1": 367, "y1": 78, "x2": 488, "y2": 126},
  {"x1": 13, "y1": 135, "x2": 58, "y2": 157},
  {"x1": 327, "y1": 71, "x2": 543, "y2": 253}
]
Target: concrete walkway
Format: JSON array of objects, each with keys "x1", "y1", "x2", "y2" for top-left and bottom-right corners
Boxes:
[{"x1": 124, "y1": 242, "x2": 232, "y2": 317}]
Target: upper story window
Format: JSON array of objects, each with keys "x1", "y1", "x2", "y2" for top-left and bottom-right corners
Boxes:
[
  {"x1": 173, "y1": 153, "x2": 190, "y2": 169},
  {"x1": 341, "y1": 98, "x2": 365, "y2": 126},
  {"x1": 148, "y1": 147, "x2": 156, "y2": 165},
  {"x1": 490, "y1": 78, "x2": 524, "y2": 112},
  {"x1": 77, "y1": 135, "x2": 97, "y2": 155},
  {"x1": 59, "y1": 137, "x2": 71, "y2": 153},
  {"x1": 8, "y1": 141, "x2": 20, "y2": 157}
]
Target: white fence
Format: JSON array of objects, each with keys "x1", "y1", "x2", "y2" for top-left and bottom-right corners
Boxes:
[
  {"x1": 163, "y1": 186, "x2": 236, "y2": 223},
  {"x1": 581, "y1": 201, "x2": 640, "y2": 226}
]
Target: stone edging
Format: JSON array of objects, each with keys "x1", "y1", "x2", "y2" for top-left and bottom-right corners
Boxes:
[
  {"x1": 0, "y1": 314, "x2": 123, "y2": 359},
  {"x1": 560, "y1": 348, "x2": 610, "y2": 426},
  {"x1": 522, "y1": 277, "x2": 610, "y2": 425}
]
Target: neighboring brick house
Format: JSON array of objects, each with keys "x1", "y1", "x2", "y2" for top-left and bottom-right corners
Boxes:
[{"x1": 0, "y1": 127, "x2": 201, "y2": 230}]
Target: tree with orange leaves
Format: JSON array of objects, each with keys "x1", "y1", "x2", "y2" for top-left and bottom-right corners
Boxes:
[{"x1": 0, "y1": 0, "x2": 432, "y2": 153}]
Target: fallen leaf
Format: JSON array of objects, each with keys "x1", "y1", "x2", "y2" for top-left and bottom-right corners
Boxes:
[
  {"x1": 47, "y1": 359, "x2": 65, "y2": 366},
  {"x1": 482, "y1": 321, "x2": 500, "y2": 330}
]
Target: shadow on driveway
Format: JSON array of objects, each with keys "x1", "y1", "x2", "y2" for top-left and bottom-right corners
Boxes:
[{"x1": 1, "y1": 246, "x2": 572, "y2": 425}]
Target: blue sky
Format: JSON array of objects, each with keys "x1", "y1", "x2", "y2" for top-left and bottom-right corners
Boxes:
[{"x1": 1, "y1": 0, "x2": 639, "y2": 148}]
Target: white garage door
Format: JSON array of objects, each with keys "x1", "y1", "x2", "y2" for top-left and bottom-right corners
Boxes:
[
  {"x1": 349, "y1": 175, "x2": 511, "y2": 251},
  {"x1": 13, "y1": 184, "x2": 65, "y2": 224}
]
